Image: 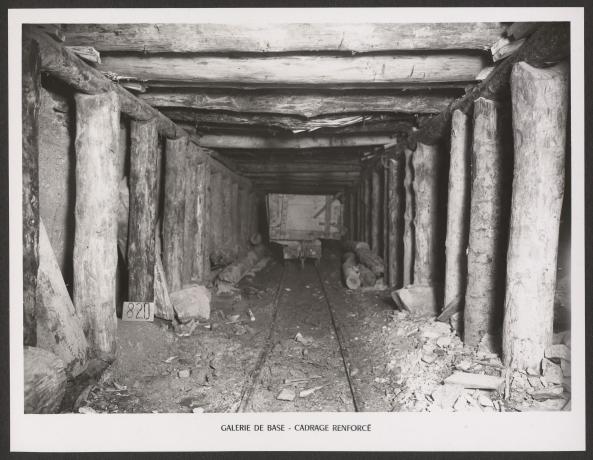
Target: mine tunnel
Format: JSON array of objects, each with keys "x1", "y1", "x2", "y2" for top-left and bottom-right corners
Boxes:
[{"x1": 22, "y1": 22, "x2": 571, "y2": 414}]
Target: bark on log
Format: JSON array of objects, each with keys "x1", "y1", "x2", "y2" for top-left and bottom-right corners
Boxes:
[
  {"x1": 128, "y1": 119, "x2": 159, "y2": 302},
  {"x1": 358, "y1": 264, "x2": 377, "y2": 287},
  {"x1": 221, "y1": 175, "x2": 233, "y2": 259},
  {"x1": 22, "y1": 36, "x2": 41, "y2": 347},
  {"x1": 73, "y1": 91, "x2": 119, "y2": 361},
  {"x1": 343, "y1": 240, "x2": 384, "y2": 277},
  {"x1": 182, "y1": 152, "x2": 200, "y2": 285},
  {"x1": 217, "y1": 244, "x2": 267, "y2": 286},
  {"x1": 412, "y1": 142, "x2": 442, "y2": 285},
  {"x1": 444, "y1": 110, "x2": 471, "y2": 312},
  {"x1": 342, "y1": 252, "x2": 361, "y2": 290},
  {"x1": 370, "y1": 167, "x2": 382, "y2": 255},
  {"x1": 36, "y1": 219, "x2": 89, "y2": 378},
  {"x1": 191, "y1": 162, "x2": 210, "y2": 283},
  {"x1": 403, "y1": 148, "x2": 415, "y2": 286},
  {"x1": 464, "y1": 98, "x2": 509, "y2": 347},
  {"x1": 209, "y1": 171, "x2": 222, "y2": 258},
  {"x1": 163, "y1": 136, "x2": 188, "y2": 293},
  {"x1": 154, "y1": 230, "x2": 175, "y2": 321},
  {"x1": 24, "y1": 346, "x2": 67, "y2": 414},
  {"x1": 502, "y1": 62, "x2": 568, "y2": 370},
  {"x1": 383, "y1": 167, "x2": 390, "y2": 283},
  {"x1": 117, "y1": 178, "x2": 129, "y2": 259},
  {"x1": 231, "y1": 180, "x2": 240, "y2": 257},
  {"x1": 388, "y1": 154, "x2": 405, "y2": 289},
  {"x1": 363, "y1": 172, "x2": 372, "y2": 245}
]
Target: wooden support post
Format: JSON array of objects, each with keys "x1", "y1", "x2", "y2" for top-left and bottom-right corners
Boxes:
[
  {"x1": 36, "y1": 219, "x2": 89, "y2": 378},
  {"x1": 388, "y1": 154, "x2": 405, "y2": 288},
  {"x1": 364, "y1": 172, "x2": 372, "y2": 245},
  {"x1": 182, "y1": 151, "x2": 200, "y2": 285},
  {"x1": 22, "y1": 36, "x2": 41, "y2": 346},
  {"x1": 231, "y1": 180, "x2": 240, "y2": 257},
  {"x1": 371, "y1": 167, "x2": 382, "y2": 255},
  {"x1": 221, "y1": 175, "x2": 233, "y2": 258},
  {"x1": 128, "y1": 119, "x2": 159, "y2": 302},
  {"x1": 444, "y1": 110, "x2": 472, "y2": 313},
  {"x1": 383, "y1": 166, "x2": 390, "y2": 282},
  {"x1": 464, "y1": 97, "x2": 508, "y2": 347},
  {"x1": 412, "y1": 142, "x2": 442, "y2": 285},
  {"x1": 192, "y1": 161, "x2": 210, "y2": 284},
  {"x1": 73, "y1": 90, "x2": 119, "y2": 361},
  {"x1": 251, "y1": 191, "x2": 259, "y2": 239},
  {"x1": 209, "y1": 171, "x2": 222, "y2": 260},
  {"x1": 503, "y1": 62, "x2": 568, "y2": 370},
  {"x1": 403, "y1": 148, "x2": 415, "y2": 286},
  {"x1": 163, "y1": 136, "x2": 188, "y2": 293}
]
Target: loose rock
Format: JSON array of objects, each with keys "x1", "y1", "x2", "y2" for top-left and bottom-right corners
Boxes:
[
  {"x1": 542, "y1": 358, "x2": 563, "y2": 385},
  {"x1": 276, "y1": 388, "x2": 296, "y2": 401}
]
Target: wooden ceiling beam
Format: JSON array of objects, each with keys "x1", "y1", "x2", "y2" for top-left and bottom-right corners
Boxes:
[
  {"x1": 236, "y1": 163, "x2": 361, "y2": 173},
  {"x1": 143, "y1": 91, "x2": 455, "y2": 117},
  {"x1": 195, "y1": 133, "x2": 397, "y2": 149},
  {"x1": 61, "y1": 23, "x2": 504, "y2": 54},
  {"x1": 97, "y1": 54, "x2": 489, "y2": 87}
]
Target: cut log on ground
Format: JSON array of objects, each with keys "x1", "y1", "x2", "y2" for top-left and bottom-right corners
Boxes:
[
  {"x1": 24, "y1": 346, "x2": 67, "y2": 414},
  {"x1": 163, "y1": 136, "x2": 188, "y2": 293},
  {"x1": 170, "y1": 285, "x2": 211, "y2": 323},
  {"x1": 36, "y1": 219, "x2": 89, "y2": 378},
  {"x1": 387, "y1": 154, "x2": 405, "y2": 288},
  {"x1": 503, "y1": 61, "x2": 569, "y2": 370},
  {"x1": 444, "y1": 110, "x2": 471, "y2": 315},
  {"x1": 358, "y1": 264, "x2": 377, "y2": 288},
  {"x1": 412, "y1": 142, "x2": 442, "y2": 285},
  {"x1": 217, "y1": 244, "x2": 268, "y2": 289},
  {"x1": 22, "y1": 35, "x2": 41, "y2": 347},
  {"x1": 342, "y1": 252, "x2": 361, "y2": 290},
  {"x1": 403, "y1": 148, "x2": 415, "y2": 286},
  {"x1": 464, "y1": 97, "x2": 509, "y2": 347},
  {"x1": 73, "y1": 91, "x2": 119, "y2": 361},
  {"x1": 370, "y1": 167, "x2": 382, "y2": 255},
  {"x1": 128, "y1": 118, "x2": 159, "y2": 302},
  {"x1": 391, "y1": 285, "x2": 442, "y2": 316},
  {"x1": 343, "y1": 240, "x2": 385, "y2": 277}
]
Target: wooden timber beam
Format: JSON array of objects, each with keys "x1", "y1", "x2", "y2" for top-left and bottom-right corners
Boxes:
[
  {"x1": 195, "y1": 133, "x2": 398, "y2": 150},
  {"x1": 97, "y1": 54, "x2": 489, "y2": 87},
  {"x1": 245, "y1": 171, "x2": 360, "y2": 180},
  {"x1": 415, "y1": 22, "x2": 570, "y2": 145},
  {"x1": 141, "y1": 91, "x2": 455, "y2": 117},
  {"x1": 215, "y1": 147, "x2": 370, "y2": 160},
  {"x1": 236, "y1": 163, "x2": 361, "y2": 174},
  {"x1": 61, "y1": 23, "x2": 504, "y2": 53}
]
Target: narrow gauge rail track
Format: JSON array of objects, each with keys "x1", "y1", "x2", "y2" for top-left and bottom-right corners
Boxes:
[{"x1": 236, "y1": 261, "x2": 361, "y2": 412}]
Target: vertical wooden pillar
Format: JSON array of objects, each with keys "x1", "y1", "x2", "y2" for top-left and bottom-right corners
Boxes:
[
  {"x1": 349, "y1": 189, "x2": 356, "y2": 240},
  {"x1": 363, "y1": 171, "x2": 372, "y2": 245},
  {"x1": 73, "y1": 91, "x2": 119, "y2": 361},
  {"x1": 402, "y1": 148, "x2": 415, "y2": 286},
  {"x1": 128, "y1": 119, "x2": 158, "y2": 302},
  {"x1": 388, "y1": 154, "x2": 405, "y2": 288},
  {"x1": 503, "y1": 62, "x2": 568, "y2": 370},
  {"x1": 412, "y1": 142, "x2": 441, "y2": 285},
  {"x1": 464, "y1": 98, "x2": 507, "y2": 347},
  {"x1": 209, "y1": 171, "x2": 222, "y2": 261},
  {"x1": 370, "y1": 167, "x2": 381, "y2": 255},
  {"x1": 231, "y1": 179, "x2": 239, "y2": 258},
  {"x1": 250, "y1": 191, "x2": 259, "y2": 238},
  {"x1": 221, "y1": 175, "x2": 233, "y2": 260},
  {"x1": 383, "y1": 165, "x2": 390, "y2": 282},
  {"x1": 192, "y1": 161, "x2": 210, "y2": 284},
  {"x1": 163, "y1": 136, "x2": 188, "y2": 293},
  {"x1": 22, "y1": 36, "x2": 41, "y2": 346},
  {"x1": 444, "y1": 110, "x2": 472, "y2": 312},
  {"x1": 182, "y1": 148, "x2": 199, "y2": 285}
]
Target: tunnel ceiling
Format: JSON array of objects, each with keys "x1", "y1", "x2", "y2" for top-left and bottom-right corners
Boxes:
[{"x1": 60, "y1": 23, "x2": 505, "y2": 193}]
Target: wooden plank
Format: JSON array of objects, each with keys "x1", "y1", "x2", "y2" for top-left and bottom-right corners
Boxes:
[
  {"x1": 195, "y1": 133, "x2": 397, "y2": 150},
  {"x1": 62, "y1": 23, "x2": 504, "y2": 53},
  {"x1": 22, "y1": 35, "x2": 41, "y2": 347},
  {"x1": 73, "y1": 91, "x2": 119, "y2": 361},
  {"x1": 142, "y1": 91, "x2": 454, "y2": 117},
  {"x1": 98, "y1": 54, "x2": 489, "y2": 86}
]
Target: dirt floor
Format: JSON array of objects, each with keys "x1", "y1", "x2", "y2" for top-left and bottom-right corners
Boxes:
[{"x1": 64, "y1": 242, "x2": 571, "y2": 414}]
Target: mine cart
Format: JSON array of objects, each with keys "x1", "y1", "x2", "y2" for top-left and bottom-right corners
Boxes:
[{"x1": 266, "y1": 194, "x2": 343, "y2": 267}]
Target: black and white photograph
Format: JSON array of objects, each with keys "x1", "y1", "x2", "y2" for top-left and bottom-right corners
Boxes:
[{"x1": 7, "y1": 5, "x2": 588, "y2": 453}]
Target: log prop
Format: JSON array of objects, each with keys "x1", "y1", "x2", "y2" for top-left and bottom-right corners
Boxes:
[
  {"x1": 343, "y1": 240, "x2": 384, "y2": 277},
  {"x1": 191, "y1": 161, "x2": 211, "y2": 284},
  {"x1": 412, "y1": 142, "x2": 442, "y2": 285},
  {"x1": 387, "y1": 154, "x2": 405, "y2": 288},
  {"x1": 402, "y1": 148, "x2": 415, "y2": 286},
  {"x1": 73, "y1": 91, "x2": 119, "y2": 361},
  {"x1": 22, "y1": 36, "x2": 41, "y2": 346},
  {"x1": 464, "y1": 97, "x2": 508, "y2": 347},
  {"x1": 217, "y1": 244, "x2": 267, "y2": 288},
  {"x1": 128, "y1": 119, "x2": 159, "y2": 302},
  {"x1": 181, "y1": 151, "x2": 200, "y2": 285},
  {"x1": 36, "y1": 219, "x2": 89, "y2": 378},
  {"x1": 163, "y1": 136, "x2": 188, "y2": 293},
  {"x1": 444, "y1": 110, "x2": 471, "y2": 315},
  {"x1": 502, "y1": 62, "x2": 568, "y2": 370},
  {"x1": 391, "y1": 284, "x2": 442, "y2": 316},
  {"x1": 24, "y1": 346, "x2": 67, "y2": 414},
  {"x1": 370, "y1": 167, "x2": 381, "y2": 254},
  {"x1": 342, "y1": 252, "x2": 361, "y2": 290}
]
